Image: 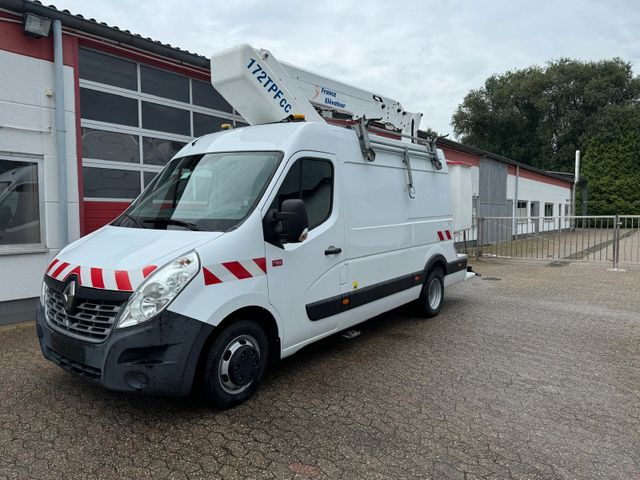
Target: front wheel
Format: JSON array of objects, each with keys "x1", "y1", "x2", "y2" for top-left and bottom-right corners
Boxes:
[
  {"x1": 201, "y1": 320, "x2": 269, "y2": 409},
  {"x1": 417, "y1": 268, "x2": 445, "y2": 318}
]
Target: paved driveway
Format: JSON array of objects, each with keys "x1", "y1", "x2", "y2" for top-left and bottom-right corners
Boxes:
[{"x1": 1, "y1": 259, "x2": 639, "y2": 479}]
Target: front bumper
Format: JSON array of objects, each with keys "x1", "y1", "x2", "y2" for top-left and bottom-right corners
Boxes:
[{"x1": 36, "y1": 304, "x2": 214, "y2": 396}]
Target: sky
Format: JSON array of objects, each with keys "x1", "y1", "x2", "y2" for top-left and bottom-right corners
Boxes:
[{"x1": 49, "y1": 0, "x2": 640, "y2": 137}]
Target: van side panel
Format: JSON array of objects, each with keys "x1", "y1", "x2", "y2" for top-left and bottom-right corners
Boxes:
[
  {"x1": 340, "y1": 145, "x2": 456, "y2": 326},
  {"x1": 343, "y1": 150, "x2": 453, "y2": 275}
]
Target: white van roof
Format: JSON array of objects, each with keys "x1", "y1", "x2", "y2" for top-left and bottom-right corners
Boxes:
[{"x1": 175, "y1": 122, "x2": 354, "y2": 159}]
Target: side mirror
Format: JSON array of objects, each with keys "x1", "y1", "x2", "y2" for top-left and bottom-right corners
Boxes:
[{"x1": 277, "y1": 199, "x2": 309, "y2": 243}]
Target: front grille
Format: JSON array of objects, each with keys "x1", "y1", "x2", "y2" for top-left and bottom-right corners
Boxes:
[
  {"x1": 45, "y1": 289, "x2": 123, "y2": 342},
  {"x1": 48, "y1": 348, "x2": 102, "y2": 380}
]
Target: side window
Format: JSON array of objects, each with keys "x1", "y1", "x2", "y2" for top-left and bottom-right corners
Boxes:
[{"x1": 270, "y1": 158, "x2": 333, "y2": 229}]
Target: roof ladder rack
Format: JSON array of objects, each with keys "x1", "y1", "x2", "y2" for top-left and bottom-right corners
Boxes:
[{"x1": 354, "y1": 118, "x2": 376, "y2": 162}]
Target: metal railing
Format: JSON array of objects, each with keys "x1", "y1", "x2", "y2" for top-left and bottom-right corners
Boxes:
[{"x1": 454, "y1": 215, "x2": 640, "y2": 268}]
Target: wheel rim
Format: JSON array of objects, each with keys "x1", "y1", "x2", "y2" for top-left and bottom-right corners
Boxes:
[
  {"x1": 218, "y1": 334, "x2": 261, "y2": 395},
  {"x1": 428, "y1": 278, "x2": 442, "y2": 310}
]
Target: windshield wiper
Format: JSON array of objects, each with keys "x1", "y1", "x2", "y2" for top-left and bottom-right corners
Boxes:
[
  {"x1": 142, "y1": 218, "x2": 201, "y2": 231},
  {"x1": 118, "y1": 213, "x2": 145, "y2": 228}
]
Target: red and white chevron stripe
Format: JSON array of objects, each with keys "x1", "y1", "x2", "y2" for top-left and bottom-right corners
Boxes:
[
  {"x1": 45, "y1": 258, "x2": 157, "y2": 292},
  {"x1": 202, "y1": 258, "x2": 267, "y2": 285},
  {"x1": 437, "y1": 230, "x2": 452, "y2": 241}
]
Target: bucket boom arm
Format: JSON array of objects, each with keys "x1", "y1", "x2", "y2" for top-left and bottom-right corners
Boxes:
[{"x1": 210, "y1": 44, "x2": 423, "y2": 137}]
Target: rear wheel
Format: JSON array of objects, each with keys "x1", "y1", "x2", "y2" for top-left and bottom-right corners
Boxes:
[
  {"x1": 417, "y1": 268, "x2": 445, "y2": 318},
  {"x1": 201, "y1": 320, "x2": 269, "y2": 409}
]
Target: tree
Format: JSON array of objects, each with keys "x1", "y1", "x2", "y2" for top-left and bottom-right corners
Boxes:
[
  {"x1": 581, "y1": 104, "x2": 640, "y2": 215},
  {"x1": 451, "y1": 59, "x2": 640, "y2": 172}
]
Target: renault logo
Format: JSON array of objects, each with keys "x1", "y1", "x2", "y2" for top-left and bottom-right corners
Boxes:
[{"x1": 62, "y1": 280, "x2": 77, "y2": 313}]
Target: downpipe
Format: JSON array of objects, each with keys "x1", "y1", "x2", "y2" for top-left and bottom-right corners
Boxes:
[{"x1": 53, "y1": 19, "x2": 68, "y2": 247}]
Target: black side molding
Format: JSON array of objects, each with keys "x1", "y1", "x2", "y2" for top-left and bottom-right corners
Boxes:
[
  {"x1": 306, "y1": 270, "x2": 425, "y2": 321},
  {"x1": 306, "y1": 257, "x2": 469, "y2": 322}
]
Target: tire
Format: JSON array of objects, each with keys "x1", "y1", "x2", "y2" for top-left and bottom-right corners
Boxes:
[
  {"x1": 201, "y1": 320, "x2": 269, "y2": 409},
  {"x1": 417, "y1": 268, "x2": 445, "y2": 318}
]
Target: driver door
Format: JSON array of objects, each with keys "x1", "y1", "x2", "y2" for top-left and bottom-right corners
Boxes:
[{"x1": 263, "y1": 152, "x2": 347, "y2": 351}]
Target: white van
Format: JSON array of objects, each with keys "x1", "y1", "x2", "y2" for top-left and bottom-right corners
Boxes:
[
  {"x1": 37, "y1": 120, "x2": 472, "y2": 407},
  {"x1": 37, "y1": 44, "x2": 474, "y2": 408}
]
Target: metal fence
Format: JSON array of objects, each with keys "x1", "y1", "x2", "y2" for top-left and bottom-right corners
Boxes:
[{"x1": 455, "y1": 215, "x2": 640, "y2": 268}]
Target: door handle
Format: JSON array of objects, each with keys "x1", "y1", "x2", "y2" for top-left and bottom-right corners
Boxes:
[{"x1": 324, "y1": 246, "x2": 342, "y2": 255}]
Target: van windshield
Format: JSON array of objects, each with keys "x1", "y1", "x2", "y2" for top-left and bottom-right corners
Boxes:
[{"x1": 113, "y1": 151, "x2": 282, "y2": 232}]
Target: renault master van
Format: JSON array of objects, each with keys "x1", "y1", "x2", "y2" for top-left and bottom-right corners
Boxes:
[
  {"x1": 36, "y1": 44, "x2": 473, "y2": 408},
  {"x1": 37, "y1": 120, "x2": 472, "y2": 408}
]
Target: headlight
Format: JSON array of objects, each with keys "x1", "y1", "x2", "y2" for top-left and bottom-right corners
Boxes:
[
  {"x1": 115, "y1": 251, "x2": 200, "y2": 329},
  {"x1": 40, "y1": 281, "x2": 48, "y2": 307}
]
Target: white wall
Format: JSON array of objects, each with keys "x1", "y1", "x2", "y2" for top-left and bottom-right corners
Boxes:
[
  {"x1": 507, "y1": 174, "x2": 571, "y2": 215},
  {"x1": 0, "y1": 50, "x2": 79, "y2": 302},
  {"x1": 507, "y1": 173, "x2": 572, "y2": 234}
]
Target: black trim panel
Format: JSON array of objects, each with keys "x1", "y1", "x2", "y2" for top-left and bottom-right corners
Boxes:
[
  {"x1": 37, "y1": 305, "x2": 214, "y2": 396},
  {"x1": 306, "y1": 270, "x2": 425, "y2": 321},
  {"x1": 306, "y1": 257, "x2": 468, "y2": 322},
  {"x1": 447, "y1": 257, "x2": 468, "y2": 274}
]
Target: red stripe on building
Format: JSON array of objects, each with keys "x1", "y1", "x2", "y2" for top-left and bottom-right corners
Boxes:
[
  {"x1": 114, "y1": 270, "x2": 133, "y2": 291},
  {"x1": 90, "y1": 268, "x2": 105, "y2": 289},
  {"x1": 83, "y1": 201, "x2": 131, "y2": 235},
  {"x1": 142, "y1": 265, "x2": 158, "y2": 278},
  {"x1": 445, "y1": 230, "x2": 452, "y2": 240},
  {"x1": 437, "y1": 231, "x2": 445, "y2": 241},
  {"x1": 222, "y1": 261, "x2": 252, "y2": 280},
  {"x1": 203, "y1": 268, "x2": 222, "y2": 285},
  {"x1": 439, "y1": 146, "x2": 480, "y2": 167},
  {"x1": 52, "y1": 262, "x2": 70, "y2": 278},
  {"x1": 0, "y1": 15, "x2": 75, "y2": 66},
  {"x1": 46, "y1": 258, "x2": 59, "y2": 274},
  {"x1": 253, "y1": 257, "x2": 267, "y2": 274},
  {"x1": 511, "y1": 168, "x2": 573, "y2": 188}
]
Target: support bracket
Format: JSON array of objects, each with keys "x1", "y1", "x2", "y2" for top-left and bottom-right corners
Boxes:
[
  {"x1": 354, "y1": 117, "x2": 376, "y2": 162},
  {"x1": 403, "y1": 147, "x2": 416, "y2": 198}
]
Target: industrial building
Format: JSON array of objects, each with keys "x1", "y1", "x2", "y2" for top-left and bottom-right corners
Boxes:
[{"x1": 0, "y1": 0, "x2": 573, "y2": 323}]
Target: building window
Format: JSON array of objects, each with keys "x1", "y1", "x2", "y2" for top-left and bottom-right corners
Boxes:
[
  {"x1": 81, "y1": 127, "x2": 140, "y2": 163},
  {"x1": 78, "y1": 47, "x2": 245, "y2": 204},
  {"x1": 142, "y1": 137, "x2": 186, "y2": 166},
  {"x1": 544, "y1": 202, "x2": 554, "y2": 218},
  {"x1": 193, "y1": 112, "x2": 228, "y2": 137},
  {"x1": 141, "y1": 101, "x2": 190, "y2": 136},
  {"x1": 80, "y1": 88, "x2": 138, "y2": 127},
  {"x1": 140, "y1": 65, "x2": 189, "y2": 103},
  {"x1": 192, "y1": 79, "x2": 232, "y2": 112},
  {"x1": 79, "y1": 48, "x2": 137, "y2": 90},
  {"x1": 517, "y1": 200, "x2": 527, "y2": 222},
  {"x1": 529, "y1": 201, "x2": 539, "y2": 217},
  {"x1": 0, "y1": 158, "x2": 44, "y2": 249},
  {"x1": 143, "y1": 171, "x2": 158, "y2": 188},
  {"x1": 82, "y1": 167, "x2": 141, "y2": 200}
]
